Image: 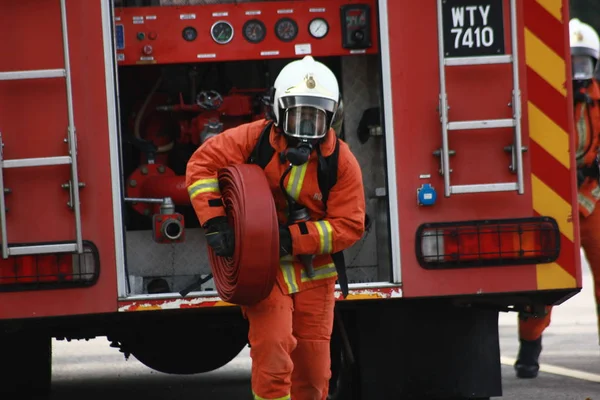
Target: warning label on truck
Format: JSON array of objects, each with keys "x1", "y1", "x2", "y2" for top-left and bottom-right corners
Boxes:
[{"x1": 442, "y1": 0, "x2": 505, "y2": 57}]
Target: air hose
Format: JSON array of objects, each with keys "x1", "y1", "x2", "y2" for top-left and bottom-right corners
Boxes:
[{"x1": 208, "y1": 164, "x2": 279, "y2": 306}]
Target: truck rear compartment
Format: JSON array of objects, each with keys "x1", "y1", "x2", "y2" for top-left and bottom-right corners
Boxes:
[{"x1": 115, "y1": 50, "x2": 393, "y2": 299}]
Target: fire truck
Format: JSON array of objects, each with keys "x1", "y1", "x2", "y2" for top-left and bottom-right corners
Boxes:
[{"x1": 0, "y1": 0, "x2": 580, "y2": 398}]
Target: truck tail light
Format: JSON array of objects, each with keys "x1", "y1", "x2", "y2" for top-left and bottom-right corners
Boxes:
[
  {"x1": 416, "y1": 218, "x2": 560, "y2": 269},
  {"x1": 0, "y1": 241, "x2": 99, "y2": 291}
]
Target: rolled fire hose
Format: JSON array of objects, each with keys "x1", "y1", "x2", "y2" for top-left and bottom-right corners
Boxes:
[{"x1": 208, "y1": 164, "x2": 280, "y2": 306}]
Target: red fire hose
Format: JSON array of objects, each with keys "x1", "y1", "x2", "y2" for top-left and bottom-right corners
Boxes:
[{"x1": 209, "y1": 164, "x2": 279, "y2": 306}]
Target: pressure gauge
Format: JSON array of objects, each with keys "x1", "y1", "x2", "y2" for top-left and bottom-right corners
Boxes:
[
  {"x1": 243, "y1": 19, "x2": 266, "y2": 43},
  {"x1": 182, "y1": 26, "x2": 197, "y2": 42},
  {"x1": 275, "y1": 18, "x2": 298, "y2": 42},
  {"x1": 309, "y1": 18, "x2": 329, "y2": 39},
  {"x1": 211, "y1": 20, "x2": 234, "y2": 44}
]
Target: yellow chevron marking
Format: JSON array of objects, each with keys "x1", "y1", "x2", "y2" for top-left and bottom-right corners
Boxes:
[
  {"x1": 536, "y1": 262, "x2": 577, "y2": 289},
  {"x1": 524, "y1": 28, "x2": 567, "y2": 96},
  {"x1": 531, "y1": 174, "x2": 574, "y2": 242},
  {"x1": 535, "y1": 0, "x2": 563, "y2": 22},
  {"x1": 528, "y1": 102, "x2": 571, "y2": 169}
]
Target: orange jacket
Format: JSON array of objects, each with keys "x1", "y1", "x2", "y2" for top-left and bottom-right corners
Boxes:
[
  {"x1": 574, "y1": 79, "x2": 600, "y2": 217},
  {"x1": 185, "y1": 119, "x2": 366, "y2": 294}
]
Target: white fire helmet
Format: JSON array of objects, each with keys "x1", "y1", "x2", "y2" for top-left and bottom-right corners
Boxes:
[
  {"x1": 569, "y1": 18, "x2": 600, "y2": 81},
  {"x1": 272, "y1": 56, "x2": 340, "y2": 140}
]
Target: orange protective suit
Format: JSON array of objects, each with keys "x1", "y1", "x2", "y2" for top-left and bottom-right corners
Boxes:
[
  {"x1": 186, "y1": 118, "x2": 366, "y2": 399},
  {"x1": 518, "y1": 79, "x2": 600, "y2": 343}
]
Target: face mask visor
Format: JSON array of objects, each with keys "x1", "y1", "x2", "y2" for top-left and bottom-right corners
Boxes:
[
  {"x1": 283, "y1": 106, "x2": 328, "y2": 139},
  {"x1": 572, "y1": 55, "x2": 595, "y2": 80}
]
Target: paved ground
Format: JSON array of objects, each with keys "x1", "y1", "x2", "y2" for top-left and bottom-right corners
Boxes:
[
  {"x1": 47, "y1": 251, "x2": 600, "y2": 399},
  {"x1": 494, "y1": 250, "x2": 600, "y2": 399}
]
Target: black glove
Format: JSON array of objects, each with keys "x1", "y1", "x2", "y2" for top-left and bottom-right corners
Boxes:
[
  {"x1": 204, "y1": 216, "x2": 235, "y2": 257},
  {"x1": 578, "y1": 160, "x2": 600, "y2": 188},
  {"x1": 577, "y1": 169, "x2": 586, "y2": 188},
  {"x1": 279, "y1": 226, "x2": 293, "y2": 258}
]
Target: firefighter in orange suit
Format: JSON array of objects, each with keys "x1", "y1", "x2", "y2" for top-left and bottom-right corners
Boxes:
[
  {"x1": 185, "y1": 56, "x2": 366, "y2": 400},
  {"x1": 515, "y1": 18, "x2": 600, "y2": 379}
]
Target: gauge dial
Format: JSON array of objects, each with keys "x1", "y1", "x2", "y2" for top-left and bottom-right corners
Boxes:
[
  {"x1": 243, "y1": 19, "x2": 266, "y2": 44},
  {"x1": 309, "y1": 18, "x2": 329, "y2": 39},
  {"x1": 275, "y1": 18, "x2": 298, "y2": 42},
  {"x1": 182, "y1": 26, "x2": 197, "y2": 41},
  {"x1": 211, "y1": 20, "x2": 234, "y2": 44}
]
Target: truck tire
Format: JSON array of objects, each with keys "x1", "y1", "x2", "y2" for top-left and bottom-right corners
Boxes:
[
  {"x1": 124, "y1": 320, "x2": 248, "y2": 375},
  {"x1": 0, "y1": 332, "x2": 52, "y2": 397}
]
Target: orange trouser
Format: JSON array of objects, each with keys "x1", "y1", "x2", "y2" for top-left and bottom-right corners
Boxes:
[
  {"x1": 519, "y1": 209, "x2": 600, "y2": 342},
  {"x1": 242, "y1": 281, "x2": 336, "y2": 400}
]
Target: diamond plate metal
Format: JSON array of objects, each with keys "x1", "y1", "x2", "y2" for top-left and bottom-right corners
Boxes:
[{"x1": 125, "y1": 229, "x2": 211, "y2": 277}]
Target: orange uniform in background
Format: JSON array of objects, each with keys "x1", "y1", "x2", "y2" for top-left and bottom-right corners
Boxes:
[{"x1": 516, "y1": 78, "x2": 600, "y2": 377}]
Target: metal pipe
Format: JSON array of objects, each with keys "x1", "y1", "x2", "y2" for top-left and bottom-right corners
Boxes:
[
  {"x1": 123, "y1": 197, "x2": 166, "y2": 204},
  {"x1": 0, "y1": 135, "x2": 9, "y2": 259}
]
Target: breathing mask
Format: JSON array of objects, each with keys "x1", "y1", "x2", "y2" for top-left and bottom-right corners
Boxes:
[{"x1": 281, "y1": 140, "x2": 312, "y2": 166}]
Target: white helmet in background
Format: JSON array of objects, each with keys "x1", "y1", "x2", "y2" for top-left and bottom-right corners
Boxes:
[
  {"x1": 272, "y1": 56, "x2": 340, "y2": 140},
  {"x1": 569, "y1": 18, "x2": 600, "y2": 80}
]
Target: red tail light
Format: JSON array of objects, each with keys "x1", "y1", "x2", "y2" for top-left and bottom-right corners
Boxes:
[
  {"x1": 0, "y1": 241, "x2": 99, "y2": 290},
  {"x1": 416, "y1": 217, "x2": 560, "y2": 269}
]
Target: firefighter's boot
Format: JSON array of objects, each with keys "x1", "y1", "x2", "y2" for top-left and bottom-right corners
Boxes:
[{"x1": 514, "y1": 336, "x2": 542, "y2": 379}]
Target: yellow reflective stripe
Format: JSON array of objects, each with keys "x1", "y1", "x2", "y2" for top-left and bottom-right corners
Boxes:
[
  {"x1": 301, "y1": 262, "x2": 337, "y2": 282},
  {"x1": 188, "y1": 178, "x2": 219, "y2": 199},
  {"x1": 535, "y1": 0, "x2": 562, "y2": 22},
  {"x1": 252, "y1": 391, "x2": 291, "y2": 400},
  {"x1": 280, "y1": 255, "x2": 299, "y2": 293},
  {"x1": 285, "y1": 163, "x2": 308, "y2": 201},
  {"x1": 314, "y1": 220, "x2": 333, "y2": 254}
]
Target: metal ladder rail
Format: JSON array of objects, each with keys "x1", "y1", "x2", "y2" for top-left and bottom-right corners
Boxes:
[
  {"x1": 0, "y1": 0, "x2": 83, "y2": 258},
  {"x1": 436, "y1": 0, "x2": 524, "y2": 197},
  {"x1": 60, "y1": 0, "x2": 83, "y2": 255},
  {"x1": 509, "y1": 0, "x2": 525, "y2": 196}
]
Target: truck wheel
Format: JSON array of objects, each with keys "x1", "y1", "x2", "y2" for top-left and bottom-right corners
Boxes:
[
  {"x1": 0, "y1": 332, "x2": 52, "y2": 396},
  {"x1": 124, "y1": 321, "x2": 248, "y2": 375}
]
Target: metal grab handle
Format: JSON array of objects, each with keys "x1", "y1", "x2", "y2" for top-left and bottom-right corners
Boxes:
[
  {"x1": 435, "y1": 0, "x2": 451, "y2": 197},
  {"x1": 509, "y1": 0, "x2": 525, "y2": 195},
  {"x1": 60, "y1": 0, "x2": 84, "y2": 253}
]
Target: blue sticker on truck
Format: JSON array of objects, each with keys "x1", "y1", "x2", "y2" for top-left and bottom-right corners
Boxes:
[{"x1": 116, "y1": 24, "x2": 125, "y2": 50}]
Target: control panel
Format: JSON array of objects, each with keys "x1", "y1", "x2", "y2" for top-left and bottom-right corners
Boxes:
[{"x1": 113, "y1": 0, "x2": 378, "y2": 65}]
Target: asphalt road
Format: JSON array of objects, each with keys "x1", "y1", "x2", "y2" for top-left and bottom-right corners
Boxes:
[{"x1": 47, "y1": 251, "x2": 600, "y2": 400}]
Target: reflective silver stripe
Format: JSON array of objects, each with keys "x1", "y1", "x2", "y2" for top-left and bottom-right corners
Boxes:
[
  {"x1": 315, "y1": 220, "x2": 333, "y2": 254},
  {"x1": 280, "y1": 255, "x2": 299, "y2": 293},
  {"x1": 592, "y1": 185, "x2": 600, "y2": 201},
  {"x1": 188, "y1": 178, "x2": 219, "y2": 199},
  {"x1": 578, "y1": 192, "x2": 595, "y2": 215},
  {"x1": 301, "y1": 262, "x2": 337, "y2": 282}
]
